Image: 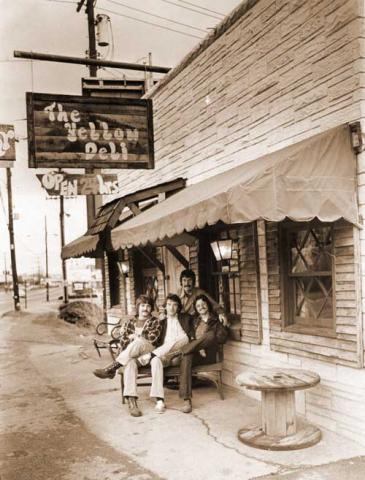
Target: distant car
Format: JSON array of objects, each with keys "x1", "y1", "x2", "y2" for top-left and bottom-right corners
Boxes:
[{"x1": 70, "y1": 281, "x2": 97, "y2": 298}]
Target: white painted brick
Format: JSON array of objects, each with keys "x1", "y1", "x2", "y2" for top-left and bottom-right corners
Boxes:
[
  {"x1": 306, "y1": 410, "x2": 338, "y2": 432},
  {"x1": 287, "y1": 355, "x2": 303, "y2": 367},
  {"x1": 336, "y1": 364, "x2": 365, "y2": 385},
  {"x1": 112, "y1": 0, "x2": 365, "y2": 446},
  {"x1": 295, "y1": 357, "x2": 338, "y2": 381}
]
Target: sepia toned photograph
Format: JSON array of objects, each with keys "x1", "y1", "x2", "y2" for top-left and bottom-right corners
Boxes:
[{"x1": 1, "y1": 0, "x2": 365, "y2": 479}]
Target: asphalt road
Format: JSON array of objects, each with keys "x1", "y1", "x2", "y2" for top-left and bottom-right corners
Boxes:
[
  {"x1": 0, "y1": 305, "x2": 162, "y2": 480},
  {"x1": 0, "y1": 286, "x2": 63, "y2": 314}
]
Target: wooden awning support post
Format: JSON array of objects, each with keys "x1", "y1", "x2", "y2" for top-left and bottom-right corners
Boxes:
[
  {"x1": 166, "y1": 245, "x2": 189, "y2": 269},
  {"x1": 136, "y1": 246, "x2": 165, "y2": 275}
]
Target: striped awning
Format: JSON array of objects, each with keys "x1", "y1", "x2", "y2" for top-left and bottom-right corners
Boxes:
[
  {"x1": 111, "y1": 124, "x2": 358, "y2": 250},
  {"x1": 61, "y1": 234, "x2": 103, "y2": 260}
]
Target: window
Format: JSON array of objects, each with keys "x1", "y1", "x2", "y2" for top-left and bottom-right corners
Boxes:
[{"x1": 281, "y1": 221, "x2": 334, "y2": 334}]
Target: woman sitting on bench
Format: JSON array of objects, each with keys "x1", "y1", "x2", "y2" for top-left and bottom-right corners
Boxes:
[{"x1": 171, "y1": 294, "x2": 228, "y2": 413}]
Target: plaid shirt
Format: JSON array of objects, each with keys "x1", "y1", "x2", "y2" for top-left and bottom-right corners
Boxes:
[{"x1": 118, "y1": 315, "x2": 164, "y2": 350}]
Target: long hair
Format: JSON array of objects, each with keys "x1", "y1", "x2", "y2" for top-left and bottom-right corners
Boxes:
[
  {"x1": 163, "y1": 293, "x2": 183, "y2": 313},
  {"x1": 193, "y1": 294, "x2": 213, "y2": 315},
  {"x1": 135, "y1": 294, "x2": 154, "y2": 315}
]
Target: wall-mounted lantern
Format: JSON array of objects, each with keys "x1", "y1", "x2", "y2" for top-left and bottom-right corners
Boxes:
[
  {"x1": 210, "y1": 239, "x2": 233, "y2": 273},
  {"x1": 117, "y1": 260, "x2": 129, "y2": 277}
]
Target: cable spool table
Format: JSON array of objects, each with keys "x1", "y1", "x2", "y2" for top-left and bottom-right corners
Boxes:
[{"x1": 236, "y1": 368, "x2": 321, "y2": 451}]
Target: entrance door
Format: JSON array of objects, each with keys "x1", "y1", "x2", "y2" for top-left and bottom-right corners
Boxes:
[
  {"x1": 141, "y1": 267, "x2": 159, "y2": 309},
  {"x1": 107, "y1": 252, "x2": 120, "y2": 307},
  {"x1": 133, "y1": 248, "x2": 159, "y2": 309}
]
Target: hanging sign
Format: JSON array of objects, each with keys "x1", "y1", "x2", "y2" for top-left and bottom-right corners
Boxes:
[
  {"x1": 36, "y1": 172, "x2": 120, "y2": 196},
  {"x1": 26, "y1": 92, "x2": 154, "y2": 169},
  {"x1": 0, "y1": 124, "x2": 16, "y2": 168}
]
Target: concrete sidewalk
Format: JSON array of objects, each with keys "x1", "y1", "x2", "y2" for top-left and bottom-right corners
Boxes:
[{"x1": 1, "y1": 305, "x2": 365, "y2": 480}]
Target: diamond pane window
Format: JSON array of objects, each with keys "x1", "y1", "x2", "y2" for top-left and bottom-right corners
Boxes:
[{"x1": 282, "y1": 223, "x2": 335, "y2": 332}]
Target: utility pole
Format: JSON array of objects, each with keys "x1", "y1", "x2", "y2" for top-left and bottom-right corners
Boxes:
[
  {"x1": 86, "y1": 0, "x2": 97, "y2": 77},
  {"x1": 45, "y1": 215, "x2": 49, "y2": 302},
  {"x1": 6, "y1": 168, "x2": 20, "y2": 311},
  {"x1": 78, "y1": 0, "x2": 106, "y2": 318},
  {"x1": 81, "y1": 0, "x2": 102, "y2": 229},
  {"x1": 3, "y1": 253, "x2": 8, "y2": 292},
  {"x1": 59, "y1": 196, "x2": 69, "y2": 304}
]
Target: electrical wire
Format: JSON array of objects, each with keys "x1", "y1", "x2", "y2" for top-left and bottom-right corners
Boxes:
[
  {"x1": 177, "y1": 0, "x2": 225, "y2": 18},
  {"x1": 0, "y1": 185, "x2": 7, "y2": 221},
  {"x1": 160, "y1": 0, "x2": 222, "y2": 20},
  {"x1": 103, "y1": 0, "x2": 207, "y2": 33},
  {"x1": 45, "y1": 0, "x2": 78, "y2": 4},
  {"x1": 0, "y1": 59, "x2": 30, "y2": 63},
  {"x1": 96, "y1": 6, "x2": 204, "y2": 39}
]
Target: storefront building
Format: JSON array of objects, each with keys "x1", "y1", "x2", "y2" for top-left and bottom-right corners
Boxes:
[{"x1": 63, "y1": 0, "x2": 365, "y2": 444}]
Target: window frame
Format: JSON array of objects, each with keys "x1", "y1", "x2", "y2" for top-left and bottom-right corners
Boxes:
[{"x1": 280, "y1": 220, "x2": 336, "y2": 337}]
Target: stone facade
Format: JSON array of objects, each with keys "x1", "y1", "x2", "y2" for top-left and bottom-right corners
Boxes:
[{"x1": 110, "y1": 0, "x2": 365, "y2": 444}]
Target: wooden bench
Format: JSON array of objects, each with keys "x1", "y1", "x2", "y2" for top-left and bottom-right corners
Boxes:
[
  {"x1": 93, "y1": 337, "x2": 119, "y2": 358},
  {"x1": 117, "y1": 346, "x2": 224, "y2": 403}
]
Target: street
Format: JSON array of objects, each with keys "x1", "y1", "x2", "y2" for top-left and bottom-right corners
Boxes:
[
  {"x1": 0, "y1": 286, "x2": 64, "y2": 313},
  {"x1": 0, "y1": 302, "x2": 161, "y2": 480},
  {"x1": 1, "y1": 300, "x2": 365, "y2": 480}
]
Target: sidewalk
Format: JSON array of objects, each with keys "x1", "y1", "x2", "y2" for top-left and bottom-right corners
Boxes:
[{"x1": 1, "y1": 305, "x2": 365, "y2": 480}]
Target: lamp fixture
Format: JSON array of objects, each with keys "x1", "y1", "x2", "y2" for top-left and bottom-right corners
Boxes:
[
  {"x1": 210, "y1": 239, "x2": 233, "y2": 262},
  {"x1": 117, "y1": 260, "x2": 129, "y2": 276},
  {"x1": 349, "y1": 121, "x2": 363, "y2": 153}
]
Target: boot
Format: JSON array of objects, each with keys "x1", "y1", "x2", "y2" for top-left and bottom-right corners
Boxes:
[
  {"x1": 93, "y1": 361, "x2": 121, "y2": 379},
  {"x1": 181, "y1": 398, "x2": 192, "y2": 414},
  {"x1": 128, "y1": 397, "x2": 142, "y2": 417}
]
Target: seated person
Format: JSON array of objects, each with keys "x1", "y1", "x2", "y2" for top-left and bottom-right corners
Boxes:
[
  {"x1": 94, "y1": 293, "x2": 192, "y2": 417},
  {"x1": 136, "y1": 293, "x2": 192, "y2": 415},
  {"x1": 93, "y1": 294, "x2": 164, "y2": 379},
  {"x1": 171, "y1": 294, "x2": 228, "y2": 414},
  {"x1": 178, "y1": 269, "x2": 228, "y2": 326}
]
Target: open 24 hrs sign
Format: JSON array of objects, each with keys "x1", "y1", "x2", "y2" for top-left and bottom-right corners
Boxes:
[{"x1": 37, "y1": 172, "x2": 120, "y2": 196}]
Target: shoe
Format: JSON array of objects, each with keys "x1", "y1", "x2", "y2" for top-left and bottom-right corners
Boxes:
[
  {"x1": 181, "y1": 399, "x2": 192, "y2": 414},
  {"x1": 93, "y1": 361, "x2": 120, "y2": 379},
  {"x1": 128, "y1": 397, "x2": 142, "y2": 417},
  {"x1": 155, "y1": 399, "x2": 166, "y2": 414}
]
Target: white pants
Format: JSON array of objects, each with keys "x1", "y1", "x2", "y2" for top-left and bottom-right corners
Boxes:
[
  {"x1": 116, "y1": 337, "x2": 154, "y2": 366},
  {"x1": 123, "y1": 355, "x2": 167, "y2": 398},
  {"x1": 123, "y1": 337, "x2": 189, "y2": 399}
]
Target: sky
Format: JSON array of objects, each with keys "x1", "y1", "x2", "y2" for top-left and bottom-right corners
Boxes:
[{"x1": 0, "y1": 0, "x2": 242, "y2": 277}]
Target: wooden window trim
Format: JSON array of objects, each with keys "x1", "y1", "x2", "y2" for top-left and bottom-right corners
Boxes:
[{"x1": 280, "y1": 221, "x2": 336, "y2": 335}]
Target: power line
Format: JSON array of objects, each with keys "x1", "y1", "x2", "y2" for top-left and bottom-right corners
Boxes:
[
  {"x1": 0, "y1": 184, "x2": 7, "y2": 221},
  {"x1": 160, "y1": 0, "x2": 222, "y2": 20},
  {"x1": 177, "y1": 0, "x2": 225, "y2": 17},
  {"x1": 104, "y1": 0, "x2": 207, "y2": 33},
  {"x1": 96, "y1": 6, "x2": 204, "y2": 39},
  {"x1": 46, "y1": 0, "x2": 78, "y2": 4},
  {"x1": 0, "y1": 59, "x2": 30, "y2": 63}
]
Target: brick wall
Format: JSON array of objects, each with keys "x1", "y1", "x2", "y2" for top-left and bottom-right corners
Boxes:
[
  {"x1": 238, "y1": 223, "x2": 261, "y2": 344},
  {"x1": 105, "y1": 0, "x2": 365, "y2": 443},
  {"x1": 188, "y1": 242, "x2": 199, "y2": 285},
  {"x1": 103, "y1": 253, "x2": 111, "y2": 310},
  {"x1": 117, "y1": 0, "x2": 362, "y2": 194}
]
